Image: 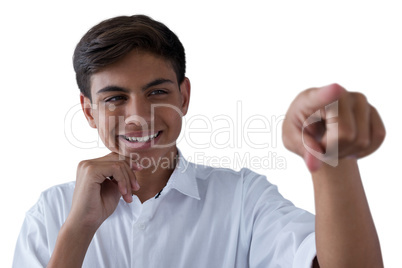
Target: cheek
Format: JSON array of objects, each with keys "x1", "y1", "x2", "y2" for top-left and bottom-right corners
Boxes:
[
  {"x1": 159, "y1": 105, "x2": 182, "y2": 119},
  {"x1": 94, "y1": 110, "x2": 120, "y2": 137},
  {"x1": 97, "y1": 115, "x2": 121, "y2": 150},
  {"x1": 162, "y1": 108, "x2": 183, "y2": 134}
]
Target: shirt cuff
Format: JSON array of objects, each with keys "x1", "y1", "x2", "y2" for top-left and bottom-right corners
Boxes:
[{"x1": 293, "y1": 232, "x2": 317, "y2": 268}]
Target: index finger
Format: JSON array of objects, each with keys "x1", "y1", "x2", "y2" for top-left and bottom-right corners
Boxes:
[{"x1": 301, "y1": 83, "x2": 346, "y2": 118}]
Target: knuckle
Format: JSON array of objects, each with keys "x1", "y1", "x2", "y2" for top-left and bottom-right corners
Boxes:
[
  {"x1": 303, "y1": 87, "x2": 316, "y2": 100},
  {"x1": 338, "y1": 126, "x2": 356, "y2": 143},
  {"x1": 355, "y1": 137, "x2": 370, "y2": 149},
  {"x1": 111, "y1": 162, "x2": 123, "y2": 171},
  {"x1": 78, "y1": 160, "x2": 94, "y2": 171},
  {"x1": 352, "y1": 92, "x2": 368, "y2": 103},
  {"x1": 78, "y1": 160, "x2": 89, "y2": 169}
]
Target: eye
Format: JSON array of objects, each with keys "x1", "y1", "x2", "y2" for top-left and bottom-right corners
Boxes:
[
  {"x1": 105, "y1": 96, "x2": 127, "y2": 102},
  {"x1": 149, "y1": 89, "x2": 168, "y2": 96}
]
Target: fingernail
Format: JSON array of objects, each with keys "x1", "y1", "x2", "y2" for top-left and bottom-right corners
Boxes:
[
  {"x1": 135, "y1": 181, "x2": 140, "y2": 190},
  {"x1": 131, "y1": 162, "x2": 143, "y2": 170}
]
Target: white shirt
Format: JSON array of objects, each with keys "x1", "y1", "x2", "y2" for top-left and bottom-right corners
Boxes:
[{"x1": 13, "y1": 151, "x2": 316, "y2": 268}]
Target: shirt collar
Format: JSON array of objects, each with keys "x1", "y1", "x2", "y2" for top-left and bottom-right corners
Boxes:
[{"x1": 167, "y1": 149, "x2": 200, "y2": 200}]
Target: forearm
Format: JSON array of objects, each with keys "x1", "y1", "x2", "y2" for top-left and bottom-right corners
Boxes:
[
  {"x1": 47, "y1": 221, "x2": 96, "y2": 268},
  {"x1": 312, "y1": 158, "x2": 383, "y2": 267}
]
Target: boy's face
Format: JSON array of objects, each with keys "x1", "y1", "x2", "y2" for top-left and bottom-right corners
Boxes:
[{"x1": 81, "y1": 50, "x2": 190, "y2": 163}]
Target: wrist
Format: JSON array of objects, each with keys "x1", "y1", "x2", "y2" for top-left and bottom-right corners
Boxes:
[
  {"x1": 48, "y1": 219, "x2": 97, "y2": 268},
  {"x1": 63, "y1": 215, "x2": 99, "y2": 238},
  {"x1": 311, "y1": 157, "x2": 362, "y2": 201},
  {"x1": 311, "y1": 157, "x2": 359, "y2": 180}
]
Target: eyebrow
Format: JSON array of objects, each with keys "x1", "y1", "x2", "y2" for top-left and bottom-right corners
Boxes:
[
  {"x1": 96, "y1": 78, "x2": 175, "y2": 95},
  {"x1": 141, "y1": 78, "x2": 175, "y2": 91},
  {"x1": 96, "y1": 86, "x2": 129, "y2": 94}
]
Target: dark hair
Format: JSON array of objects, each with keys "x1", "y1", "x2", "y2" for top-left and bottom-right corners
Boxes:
[{"x1": 73, "y1": 15, "x2": 186, "y2": 99}]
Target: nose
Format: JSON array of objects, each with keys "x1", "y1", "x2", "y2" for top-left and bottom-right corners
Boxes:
[{"x1": 124, "y1": 96, "x2": 152, "y2": 126}]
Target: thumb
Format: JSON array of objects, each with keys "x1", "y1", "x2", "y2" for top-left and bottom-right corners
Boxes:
[{"x1": 305, "y1": 151, "x2": 323, "y2": 173}]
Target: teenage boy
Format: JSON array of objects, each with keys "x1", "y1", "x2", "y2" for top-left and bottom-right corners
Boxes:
[{"x1": 13, "y1": 15, "x2": 385, "y2": 267}]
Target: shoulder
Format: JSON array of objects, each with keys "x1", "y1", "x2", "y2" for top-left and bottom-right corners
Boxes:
[
  {"x1": 188, "y1": 160, "x2": 275, "y2": 199},
  {"x1": 39, "y1": 181, "x2": 75, "y2": 199},
  {"x1": 27, "y1": 182, "x2": 75, "y2": 221},
  {"x1": 192, "y1": 160, "x2": 270, "y2": 186},
  {"x1": 37, "y1": 181, "x2": 75, "y2": 206}
]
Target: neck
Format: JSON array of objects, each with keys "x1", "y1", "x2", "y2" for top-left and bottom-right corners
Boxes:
[{"x1": 133, "y1": 148, "x2": 178, "y2": 203}]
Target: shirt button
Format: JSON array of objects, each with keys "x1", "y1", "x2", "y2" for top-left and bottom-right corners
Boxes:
[{"x1": 136, "y1": 222, "x2": 146, "y2": 230}]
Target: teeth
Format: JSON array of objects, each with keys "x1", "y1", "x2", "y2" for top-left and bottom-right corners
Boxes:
[{"x1": 124, "y1": 131, "x2": 159, "y2": 142}]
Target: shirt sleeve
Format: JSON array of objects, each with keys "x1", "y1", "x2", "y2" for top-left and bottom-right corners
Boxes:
[
  {"x1": 243, "y1": 170, "x2": 317, "y2": 268},
  {"x1": 13, "y1": 196, "x2": 50, "y2": 268},
  {"x1": 13, "y1": 183, "x2": 74, "y2": 268}
]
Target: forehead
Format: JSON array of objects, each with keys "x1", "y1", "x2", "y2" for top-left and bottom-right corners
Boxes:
[{"x1": 90, "y1": 50, "x2": 176, "y2": 94}]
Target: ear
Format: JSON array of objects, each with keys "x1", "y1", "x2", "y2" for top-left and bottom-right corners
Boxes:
[
  {"x1": 179, "y1": 77, "x2": 191, "y2": 116},
  {"x1": 80, "y1": 94, "x2": 97, "y2": 129}
]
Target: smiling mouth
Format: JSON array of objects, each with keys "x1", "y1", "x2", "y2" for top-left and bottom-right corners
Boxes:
[{"x1": 122, "y1": 131, "x2": 161, "y2": 142}]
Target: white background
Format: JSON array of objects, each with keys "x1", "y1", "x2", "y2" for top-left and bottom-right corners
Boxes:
[{"x1": 1, "y1": 0, "x2": 401, "y2": 266}]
